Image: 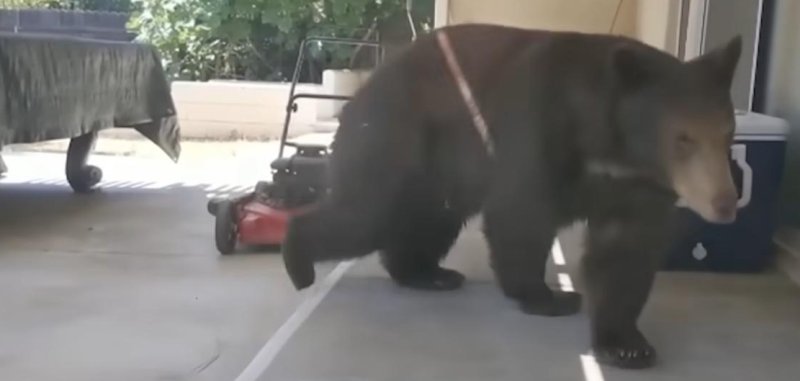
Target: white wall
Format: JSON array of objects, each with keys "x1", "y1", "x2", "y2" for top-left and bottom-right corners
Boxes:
[
  {"x1": 636, "y1": 0, "x2": 682, "y2": 55},
  {"x1": 440, "y1": 0, "x2": 639, "y2": 37},
  {"x1": 168, "y1": 81, "x2": 332, "y2": 140},
  {"x1": 437, "y1": 0, "x2": 686, "y2": 54}
]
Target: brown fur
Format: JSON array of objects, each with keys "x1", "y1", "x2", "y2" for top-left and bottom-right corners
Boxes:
[{"x1": 282, "y1": 24, "x2": 742, "y2": 369}]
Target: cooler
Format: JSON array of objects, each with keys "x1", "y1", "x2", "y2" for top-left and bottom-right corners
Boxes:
[{"x1": 664, "y1": 111, "x2": 790, "y2": 272}]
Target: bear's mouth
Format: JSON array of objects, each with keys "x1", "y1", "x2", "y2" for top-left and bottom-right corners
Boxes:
[{"x1": 675, "y1": 192, "x2": 738, "y2": 224}]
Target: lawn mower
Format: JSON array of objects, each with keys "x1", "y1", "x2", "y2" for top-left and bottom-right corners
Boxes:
[{"x1": 207, "y1": 36, "x2": 383, "y2": 255}]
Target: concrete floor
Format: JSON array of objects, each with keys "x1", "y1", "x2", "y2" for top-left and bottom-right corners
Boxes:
[
  {"x1": 261, "y1": 227, "x2": 800, "y2": 381},
  {"x1": 2, "y1": 147, "x2": 800, "y2": 381},
  {"x1": 0, "y1": 149, "x2": 336, "y2": 380}
]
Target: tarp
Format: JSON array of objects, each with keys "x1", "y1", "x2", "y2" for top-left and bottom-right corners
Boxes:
[{"x1": 0, "y1": 32, "x2": 180, "y2": 161}]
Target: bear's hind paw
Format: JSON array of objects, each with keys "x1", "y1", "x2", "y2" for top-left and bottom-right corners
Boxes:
[{"x1": 592, "y1": 342, "x2": 657, "y2": 369}]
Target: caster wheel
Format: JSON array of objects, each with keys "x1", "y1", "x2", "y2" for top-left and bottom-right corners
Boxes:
[
  {"x1": 0, "y1": 154, "x2": 7, "y2": 178},
  {"x1": 214, "y1": 200, "x2": 238, "y2": 255},
  {"x1": 67, "y1": 165, "x2": 103, "y2": 193},
  {"x1": 207, "y1": 198, "x2": 222, "y2": 215}
]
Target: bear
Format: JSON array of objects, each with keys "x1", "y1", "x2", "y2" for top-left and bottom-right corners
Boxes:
[{"x1": 281, "y1": 23, "x2": 742, "y2": 369}]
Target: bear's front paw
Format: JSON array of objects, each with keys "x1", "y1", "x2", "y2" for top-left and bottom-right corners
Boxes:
[
  {"x1": 518, "y1": 290, "x2": 582, "y2": 316},
  {"x1": 593, "y1": 337, "x2": 657, "y2": 369},
  {"x1": 282, "y1": 240, "x2": 316, "y2": 290}
]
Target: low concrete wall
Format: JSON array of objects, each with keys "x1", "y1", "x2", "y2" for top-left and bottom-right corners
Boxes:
[
  {"x1": 169, "y1": 69, "x2": 371, "y2": 141},
  {"x1": 170, "y1": 80, "x2": 323, "y2": 140}
]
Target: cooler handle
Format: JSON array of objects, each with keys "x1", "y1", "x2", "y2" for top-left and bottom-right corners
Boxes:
[{"x1": 731, "y1": 144, "x2": 752, "y2": 208}]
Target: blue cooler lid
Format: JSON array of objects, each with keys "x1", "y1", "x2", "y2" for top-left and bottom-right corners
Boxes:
[{"x1": 734, "y1": 110, "x2": 790, "y2": 139}]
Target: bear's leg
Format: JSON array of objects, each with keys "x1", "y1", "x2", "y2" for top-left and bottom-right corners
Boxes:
[
  {"x1": 283, "y1": 189, "x2": 400, "y2": 290},
  {"x1": 581, "y1": 215, "x2": 667, "y2": 369},
  {"x1": 379, "y1": 172, "x2": 466, "y2": 291},
  {"x1": 283, "y1": 125, "x2": 423, "y2": 290},
  {"x1": 483, "y1": 189, "x2": 581, "y2": 317}
]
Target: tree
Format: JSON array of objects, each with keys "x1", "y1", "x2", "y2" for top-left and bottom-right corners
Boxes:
[
  {"x1": 57, "y1": 0, "x2": 136, "y2": 12},
  {"x1": 129, "y1": 0, "x2": 433, "y2": 82},
  {"x1": 0, "y1": 0, "x2": 59, "y2": 8}
]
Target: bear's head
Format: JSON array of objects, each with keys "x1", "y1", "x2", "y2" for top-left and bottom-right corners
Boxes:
[{"x1": 611, "y1": 35, "x2": 743, "y2": 224}]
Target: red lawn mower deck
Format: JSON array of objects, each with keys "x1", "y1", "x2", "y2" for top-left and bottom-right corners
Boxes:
[{"x1": 207, "y1": 143, "x2": 329, "y2": 254}]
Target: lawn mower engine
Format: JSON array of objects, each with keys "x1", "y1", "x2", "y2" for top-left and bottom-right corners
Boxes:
[{"x1": 208, "y1": 143, "x2": 329, "y2": 254}]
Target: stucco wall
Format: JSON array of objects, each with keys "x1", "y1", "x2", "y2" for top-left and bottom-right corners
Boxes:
[
  {"x1": 438, "y1": 0, "x2": 683, "y2": 54},
  {"x1": 441, "y1": 0, "x2": 638, "y2": 37},
  {"x1": 636, "y1": 0, "x2": 682, "y2": 55}
]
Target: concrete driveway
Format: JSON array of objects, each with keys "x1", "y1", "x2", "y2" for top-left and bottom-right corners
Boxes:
[{"x1": 2, "y1": 142, "x2": 800, "y2": 381}]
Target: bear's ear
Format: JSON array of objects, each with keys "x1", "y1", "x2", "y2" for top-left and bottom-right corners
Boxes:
[
  {"x1": 610, "y1": 46, "x2": 659, "y2": 89},
  {"x1": 691, "y1": 35, "x2": 742, "y2": 88}
]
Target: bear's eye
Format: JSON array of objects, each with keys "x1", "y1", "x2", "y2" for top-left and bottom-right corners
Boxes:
[{"x1": 676, "y1": 133, "x2": 695, "y2": 152}]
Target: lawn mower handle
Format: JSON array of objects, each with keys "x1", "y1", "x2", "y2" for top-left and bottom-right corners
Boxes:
[{"x1": 278, "y1": 36, "x2": 382, "y2": 159}]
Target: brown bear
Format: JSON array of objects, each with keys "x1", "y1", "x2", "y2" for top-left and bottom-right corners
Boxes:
[{"x1": 282, "y1": 23, "x2": 742, "y2": 369}]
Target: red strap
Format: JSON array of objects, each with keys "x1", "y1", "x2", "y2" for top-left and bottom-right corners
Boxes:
[{"x1": 436, "y1": 31, "x2": 493, "y2": 154}]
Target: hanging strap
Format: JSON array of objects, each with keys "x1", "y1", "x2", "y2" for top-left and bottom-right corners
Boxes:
[{"x1": 436, "y1": 31, "x2": 494, "y2": 154}]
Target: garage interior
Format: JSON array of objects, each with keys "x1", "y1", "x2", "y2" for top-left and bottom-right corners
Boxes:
[{"x1": 2, "y1": 0, "x2": 800, "y2": 380}]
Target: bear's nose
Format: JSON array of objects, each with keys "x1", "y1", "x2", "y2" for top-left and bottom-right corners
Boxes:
[{"x1": 711, "y1": 192, "x2": 738, "y2": 223}]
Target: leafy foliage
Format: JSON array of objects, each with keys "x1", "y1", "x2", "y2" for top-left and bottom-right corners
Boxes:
[
  {"x1": 129, "y1": 0, "x2": 433, "y2": 82},
  {"x1": 57, "y1": 0, "x2": 136, "y2": 12},
  {"x1": 0, "y1": 0, "x2": 53, "y2": 8}
]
